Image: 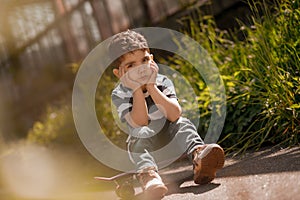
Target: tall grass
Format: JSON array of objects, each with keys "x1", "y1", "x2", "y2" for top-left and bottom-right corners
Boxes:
[
  {"x1": 26, "y1": 0, "x2": 299, "y2": 156},
  {"x1": 167, "y1": 0, "x2": 300, "y2": 154}
]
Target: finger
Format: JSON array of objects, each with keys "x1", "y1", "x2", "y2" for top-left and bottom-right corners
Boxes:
[
  {"x1": 150, "y1": 62, "x2": 158, "y2": 71},
  {"x1": 150, "y1": 64, "x2": 158, "y2": 73},
  {"x1": 147, "y1": 71, "x2": 156, "y2": 84}
]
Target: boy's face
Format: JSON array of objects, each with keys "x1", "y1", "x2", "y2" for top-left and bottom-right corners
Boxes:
[{"x1": 113, "y1": 50, "x2": 153, "y2": 83}]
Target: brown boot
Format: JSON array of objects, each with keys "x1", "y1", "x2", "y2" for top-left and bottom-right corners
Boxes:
[
  {"x1": 137, "y1": 168, "x2": 168, "y2": 199},
  {"x1": 193, "y1": 144, "x2": 225, "y2": 185}
]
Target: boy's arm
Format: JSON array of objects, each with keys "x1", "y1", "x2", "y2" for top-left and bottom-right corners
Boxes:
[
  {"x1": 146, "y1": 84, "x2": 182, "y2": 122},
  {"x1": 117, "y1": 67, "x2": 148, "y2": 127},
  {"x1": 146, "y1": 60, "x2": 181, "y2": 122},
  {"x1": 124, "y1": 88, "x2": 149, "y2": 127}
]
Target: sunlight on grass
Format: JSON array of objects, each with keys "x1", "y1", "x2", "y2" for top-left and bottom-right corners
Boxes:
[{"x1": 167, "y1": 0, "x2": 300, "y2": 154}]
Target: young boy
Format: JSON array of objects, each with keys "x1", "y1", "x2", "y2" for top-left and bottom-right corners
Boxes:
[{"x1": 109, "y1": 30, "x2": 225, "y2": 198}]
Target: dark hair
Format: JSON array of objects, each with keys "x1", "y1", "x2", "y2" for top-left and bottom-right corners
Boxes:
[{"x1": 108, "y1": 30, "x2": 149, "y2": 68}]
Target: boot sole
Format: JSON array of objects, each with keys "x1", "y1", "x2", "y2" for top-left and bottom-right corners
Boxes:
[
  {"x1": 145, "y1": 184, "x2": 168, "y2": 199},
  {"x1": 194, "y1": 144, "x2": 225, "y2": 185}
]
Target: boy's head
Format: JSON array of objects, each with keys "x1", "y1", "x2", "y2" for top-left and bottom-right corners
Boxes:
[{"x1": 108, "y1": 30, "x2": 150, "y2": 69}]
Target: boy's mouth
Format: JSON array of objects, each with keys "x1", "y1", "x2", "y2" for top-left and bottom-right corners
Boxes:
[{"x1": 139, "y1": 75, "x2": 148, "y2": 80}]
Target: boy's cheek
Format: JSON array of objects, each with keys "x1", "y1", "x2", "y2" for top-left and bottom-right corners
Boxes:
[{"x1": 127, "y1": 69, "x2": 139, "y2": 80}]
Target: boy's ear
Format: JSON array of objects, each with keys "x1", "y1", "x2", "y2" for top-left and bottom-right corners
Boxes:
[
  {"x1": 113, "y1": 68, "x2": 120, "y2": 78},
  {"x1": 150, "y1": 54, "x2": 153, "y2": 60}
]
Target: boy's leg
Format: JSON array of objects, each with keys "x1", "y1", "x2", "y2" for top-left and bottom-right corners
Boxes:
[
  {"x1": 127, "y1": 120, "x2": 168, "y2": 171},
  {"x1": 127, "y1": 117, "x2": 204, "y2": 169},
  {"x1": 127, "y1": 133, "x2": 158, "y2": 172},
  {"x1": 127, "y1": 125, "x2": 168, "y2": 197},
  {"x1": 167, "y1": 117, "x2": 204, "y2": 157},
  {"x1": 168, "y1": 117, "x2": 225, "y2": 184}
]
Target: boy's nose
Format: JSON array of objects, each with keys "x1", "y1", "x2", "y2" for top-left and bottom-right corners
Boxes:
[{"x1": 138, "y1": 64, "x2": 148, "y2": 74}]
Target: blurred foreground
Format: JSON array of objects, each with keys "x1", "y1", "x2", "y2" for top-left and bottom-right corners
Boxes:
[{"x1": 0, "y1": 141, "x2": 116, "y2": 200}]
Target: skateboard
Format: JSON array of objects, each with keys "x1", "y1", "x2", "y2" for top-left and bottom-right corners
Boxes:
[
  {"x1": 94, "y1": 172, "x2": 137, "y2": 199},
  {"x1": 94, "y1": 155, "x2": 193, "y2": 199},
  {"x1": 95, "y1": 170, "x2": 193, "y2": 200}
]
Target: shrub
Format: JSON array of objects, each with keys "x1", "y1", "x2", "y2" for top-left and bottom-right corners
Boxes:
[
  {"x1": 27, "y1": 98, "x2": 79, "y2": 146},
  {"x1": 166, "y1": 0, "x2": 300, "y2": 154}
]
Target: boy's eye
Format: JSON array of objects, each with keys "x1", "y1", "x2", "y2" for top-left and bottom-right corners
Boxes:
[{"x1": 143, "y1": 57, "x2": 150, "y2": 62}]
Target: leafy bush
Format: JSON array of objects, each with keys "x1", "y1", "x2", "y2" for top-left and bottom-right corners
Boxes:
[
  {"x1": 166, "y1": 0, "x2": 300, "y2": 154},
  {"x1": 27, "y1": 98, "x2": 80, "y2": 146},
  {"x1": 95, "y1": 67, "x2": 128, "y2": 149}
]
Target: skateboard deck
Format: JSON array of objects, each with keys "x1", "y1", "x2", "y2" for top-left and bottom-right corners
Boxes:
[
  {"x1": 94, "y1": 172, "x2": 137, "y2": 199},
  {"x1": 94, "y1": 172, "x2": 134, "y2": 182},
  {"x1": 94, "y1": 159, "x2": 193, "y2": 199}
]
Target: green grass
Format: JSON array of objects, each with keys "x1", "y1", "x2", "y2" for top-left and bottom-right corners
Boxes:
[{"x1": 166, "y1": 0, "x2": 300, "y2": 154}]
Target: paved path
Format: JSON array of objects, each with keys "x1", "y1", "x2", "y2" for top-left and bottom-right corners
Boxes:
[
  {"x1": 2, "y1": 146, "x2": 299, "y2": 200},
  {"x1": 92, "y1": 146, "x2": 300, "y2": 200},
  {"x1": 162, "y1": 146, "x2": 300, "y2": 200}
]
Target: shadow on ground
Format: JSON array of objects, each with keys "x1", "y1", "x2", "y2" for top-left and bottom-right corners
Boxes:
[
  {"x1": 219, "y1": 146, "x2": 300, "y2": 178},
  {"x1": 160, "y1": 146, "x2": 300, "y2": 199}
]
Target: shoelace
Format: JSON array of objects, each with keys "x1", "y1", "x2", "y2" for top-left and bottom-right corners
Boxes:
[
  {"x1": 138, "y1": 170, "x2": 158, "y2": 185},
  {"x1": 193, "y1": 146, "x2": 207, "y2": 170}
]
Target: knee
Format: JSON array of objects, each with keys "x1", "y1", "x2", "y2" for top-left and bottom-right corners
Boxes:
[
  {"x1": 131, "y1": 126, "x2": 156, "y2": 139},
  {"x1": 171, "y1": 117, "x2": 197, "y2": 130}
]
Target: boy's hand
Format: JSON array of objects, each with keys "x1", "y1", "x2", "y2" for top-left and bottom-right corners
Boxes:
[
  {"x1": 146, "y1": 60, "x2": 159, "y2": 87},
  {"x1": 119, "y1": 69, "x2": 142, "y2": 91}
]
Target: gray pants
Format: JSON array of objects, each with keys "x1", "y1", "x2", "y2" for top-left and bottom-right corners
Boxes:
[{"x1": 127, "y1": 117, "x2": 204, "y2": 172}]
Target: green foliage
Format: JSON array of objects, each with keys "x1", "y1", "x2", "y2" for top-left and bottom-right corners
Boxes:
[
  {"x1": 27, "y1": 99, "x2": 79, "y2": 146},
  {"x1": 26, "y1": 0, "x2": 299, "y2": 156},
  {"x1": 95, "y1": 67, "x2": 128, "y2": 149},
  {"x1": 166, "y1": 0, "x2": 300, "y2": 154}
]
